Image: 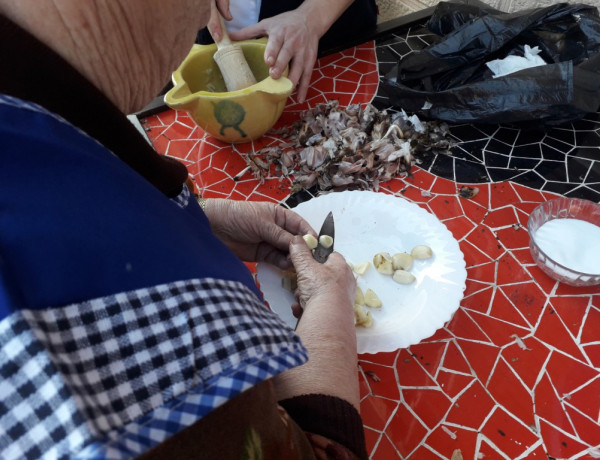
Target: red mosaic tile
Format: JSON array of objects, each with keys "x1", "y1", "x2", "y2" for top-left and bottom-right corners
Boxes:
[
  {"x1": 536, "y1": 306, "x2": 587, "y2": 363},
  {"x1": 467, "y1": 309, "x2": 531, "y2": 347},
  {"x1": 496, "y1": 253, "x2": 533, "y2": 286},
  {"x1": 430, "y1": 177, "x2": 459, "y2": 195},
  {"x1": 538, "y1": 418, "x2": 590, "y2": 459},
  {"x1": 371, "y1": 434, "x2": 401, "y2": 460},
  {"x1": 476, "y1": 440, "x2": 509, "y2": 460},
  {"x1": 523, "y1": 265, "x2": 558, "y2": 295},
  {"x1": 360, "y1": 350, "x2": 399, "y2": 367},
  {"x1": 483, "y1": 206, "x2": 519, "y2": 229},
  {"x1": 406, "y1": 167, "x2": 436, "y2": 191},
  {"x1": 466, "y1": 261, "x2": 496, "y2": 285},
  {"x1": 358, "y1": 368, "x2": 370, "y2": 400},
  {"x1": 481, "y1": 407, "x2": 540, "y2": 459},
  {"x1": 399, "y1": 185, "x2": 435, "y2": 204},
  {"x1": 502, "y1": 337, "x2": 551, "y2": 390},
  {"x1": 511, "y1": 247, "x2": 536, "y2": 266},
  {"x1": 564, "y1": 404, "x2": 600, "y2": 448},
  {"x1": 423, "y1": 426, "x2": 478, "y2": 460},
  {"x1": 363, "y1": 427, "x2": 381, "y2": 457},
  {"x1": 564, "y1": 377, "x2": 600, "y2": 422},
  {"x1": 457, "y1": 339, "x2": 500, "y2": 384},
  {"x1": 490, "y1": 182, "x2": 522, "y2": 209},
  {"x1": 442, "y1": 216, "x2": 476, "y2": 242},
  {"x1": 495, "y1": 225, "x2": 531, "y2": 251},
  {"x1": 396, "y1": 350, "x2": 437, "y2": 387},
  {"x1": 460, "y1": 241, "x2": 495, "y2": 268},
  {"x1": 555, "y1": 282, "x2": 600, "y2": 296},
  {"x1": 407, "y1": 341, "x2": 447, "y2": 375},
  {"x1": 447, "y1": 308, "x2": 491, "y2": 343},
  {"x1": 549, "y1": 296, "x2": 589, "y2": 339},
  {"x1": 462, "y1": 286, "x2": 494, "y2": 314},
  {"x1": 406, "y1": 445, "x2": 443, "y2": 460},
  {"x1": 582, "y1": 343, "x2": 600, "y2": 368},
  {"x1": 442, "y1": 341, "x2": 472, "y2": 375},
  {"x1": 465, "y1": 226, "x2": 504, "y2": 261},
  {"x1": 428, "y1": 195, "x2": 464, "y2": 221},
  {"x1": 435, "y1": 370, "x2": 474, "y2": 399},
  {"x1": 459, "y1": 183, "x2": 490, "y2": 208},
  {"x1": 403, "y1": 388, "x2": 452, "y2": 429},
  {"x1": 459, "y1": 194, "x2": 489, "y2": 224},
  {"x1": 386, "y1": 403, "x2": 429, "y2": 458},
  {"x1": 487, "y1": 359, "x2": 535, "y2": 427},
  {"x1": 512, "y1": 182, "x2": 546, "y2": 203},
  {"x1": 360, "y1": 395, "x2": 397, "y2": 431},
  {"x1": 545, "y1": 352, "x2": 599, "y2": 398},
  {"x1": 360, "y1": 362, "x2": 401, "y2": 401},
  {"x1": 488, "y1": 289, "x2": 531, "y2": 329},
  {"x1": 445, "y1": 380, "x2": 495, "y2": 429}
]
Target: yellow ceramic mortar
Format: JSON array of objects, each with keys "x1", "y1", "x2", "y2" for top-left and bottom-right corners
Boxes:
[{"x1": 165, "y1": 38, "x2": 293, "y2": 143}]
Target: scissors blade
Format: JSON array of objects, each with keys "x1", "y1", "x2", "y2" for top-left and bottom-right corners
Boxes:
[{"x1": 313, "y1": 211, "x2": 335, "y2": 263}]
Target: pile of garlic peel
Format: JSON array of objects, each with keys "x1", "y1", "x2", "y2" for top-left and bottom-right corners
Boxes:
[{"x1": 350, "y1": 244, "x2": 434, "y2": 328}]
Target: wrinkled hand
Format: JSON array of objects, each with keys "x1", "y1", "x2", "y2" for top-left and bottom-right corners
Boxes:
[
  {"x1": 207, "y1": 0, "x2": 232, "y2": 42},
  {"x1": 230, "y1": 9, "x2": 320, "y2": 103},
  {"x1": 288, "y1": 235, "x2": 356, "y2": 316},
  {"x1": 204, "y1": 199, "x2": 314, "y2": 269}
]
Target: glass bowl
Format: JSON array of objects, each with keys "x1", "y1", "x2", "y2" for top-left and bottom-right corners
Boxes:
[{"x1": 528, "y1": 197, "x2": 600, "y2": 286}]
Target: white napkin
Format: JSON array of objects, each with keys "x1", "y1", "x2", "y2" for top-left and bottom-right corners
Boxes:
[{"x1": 486, "y1": 45, "x2": 547, "y2": 78}]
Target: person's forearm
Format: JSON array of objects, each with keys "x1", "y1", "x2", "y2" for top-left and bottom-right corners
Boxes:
[
  {"x1": 272, "y1": 294, "x2": 360, "y2": 410},
  {"x1": 296, "y1": 0, "x2": 354, "y2": 39}
]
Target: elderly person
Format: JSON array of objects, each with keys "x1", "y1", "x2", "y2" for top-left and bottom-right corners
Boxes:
[
  {"x1": 200, "y1": 0, "x2": 378, "y2": 102},
  {"x1": 0, "y1": 1, "x2": 364, "y2": 459}
]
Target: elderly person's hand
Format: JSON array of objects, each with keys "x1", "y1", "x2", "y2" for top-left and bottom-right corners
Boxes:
[
  {"x1": 273, "y1": 235, "x2": 360, "y2": 409},
  {"x1": 202, "y1": 199, "x2": 314, "y2": 269}
]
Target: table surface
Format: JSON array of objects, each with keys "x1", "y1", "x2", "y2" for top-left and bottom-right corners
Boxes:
[{"x1": 141, "y1": 17, "x2": 600, "y2": 460}]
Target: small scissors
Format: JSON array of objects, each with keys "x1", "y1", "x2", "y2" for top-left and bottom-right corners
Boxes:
[{"x1": 312, "y1": 211, "x2": 335, "y2": 263}]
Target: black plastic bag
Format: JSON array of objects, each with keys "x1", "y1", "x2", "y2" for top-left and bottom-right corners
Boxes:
[{"x1": 382, "y1": 0, "x2": 600, "y2": 126}]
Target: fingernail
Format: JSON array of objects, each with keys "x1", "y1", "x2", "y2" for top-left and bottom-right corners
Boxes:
[{"x1": 266, "y1": 56, "x2": 274, "y2": 66}]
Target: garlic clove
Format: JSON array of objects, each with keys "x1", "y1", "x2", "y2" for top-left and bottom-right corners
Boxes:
[
  {"x1": 392, "y1": 269, "x2": 416, "y2": 284},
  {"x1": 364, "y1": 288, "x2": 382, "y2": 308},
  {"x1": 411, "y1": 244, "x2": 433, "y2": 260},
  {"x1": 302, "y1": 234, "x2": 318, "y2": 250},
  {"x1": 392, "y1": 252, "x2": 413, "y2": 271}
]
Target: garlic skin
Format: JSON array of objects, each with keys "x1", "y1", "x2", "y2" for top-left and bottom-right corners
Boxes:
[
  {"x1": 355, "y1": 286, "x2": 365, "y2": 306},
  {"x1": 411, "y1": 245, "x2": 433, "y2": 260}
]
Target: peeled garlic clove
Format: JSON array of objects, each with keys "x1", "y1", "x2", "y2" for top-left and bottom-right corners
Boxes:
[
  {"x1": 303, "y1": 234, "x2": 318, "y2": 250},
  {"x1": 376, "y1": 259, "x2": 394, "y2": 275},
  {"x1": 319, "y1": 234, "x2": 334, "y2": 248},
  {"x1": 392, "y1": 252, "x2": 413, "y2": 271},
  {"x1": 411, "y1": 244, "x2": 433, "y2": 259},
  {"x1": 361, "y1": 311, "x2": 373, "y2": 328},
  {"x1": 364, "y1": 288, "x2": 382, "y2": 308},
  {"x1": 372, "y1": 252, "x2": 392, "y2": 269},
  {"x1": 393, "y1": 269, "x2": 416, "y2": 284},
  {"x1": 354, "y1": 303, "x2": 368, "y2": 323},
  {"x1": 355, "y1": 286, "x2": 365, "y2": 306},
  {"x1": 353, "y1": 261, "x2": 371, "y2": 276}
]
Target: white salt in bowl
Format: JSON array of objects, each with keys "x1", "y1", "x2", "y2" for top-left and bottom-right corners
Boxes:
[{"x1": 528, "y1": 197, "x2": 600, "y2": 286}]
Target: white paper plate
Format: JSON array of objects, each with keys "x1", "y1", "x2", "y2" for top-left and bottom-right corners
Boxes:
[{"x1": 257, "y1": 190, "x2": 466, "y2": 354}]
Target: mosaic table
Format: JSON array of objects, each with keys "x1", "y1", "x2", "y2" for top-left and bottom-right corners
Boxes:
[{"x1": 141, "y1": 17, "x2": 600, "y2": 460}]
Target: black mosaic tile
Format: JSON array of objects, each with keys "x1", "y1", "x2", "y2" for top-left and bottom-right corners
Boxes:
[
  {"x1": 567, "y1": 157, "x2": 593, "y2": 183},
  {"x1": 541, "y1": 144, "x2": 569, "y2": 161},
  {"x1": 429, "y1": 153, "x2": 455, "y2": 179},
  {"x1": 375, "y1": 25, "x2": 600, "y2": 203},
  {"x1": 575, "y1": 130, "x2": 600, "y2": 148},
  {"x1": 493, "y1": 127, "x2": 520, "y2": 145},
  {"x1": 508, "y1": 157, "x2": 541, "y2": 172},
  {"x1": 483, "y1": 152, "x2": 510, "y2": 168},
  {"x1": 512, "y1": 145, "x2": 542, "y2": 159},
  {"x1": 453, "y1": 158, "x2": 490, "y2": 183},
  {"x1": 486, "y1": 139, "x2": 514, "y2": 156},
  {"x1": 512, "y1": 170, "x2": 547, "y2": 190}
]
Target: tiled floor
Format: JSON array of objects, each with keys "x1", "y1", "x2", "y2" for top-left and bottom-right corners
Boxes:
[{"x1": 376, "y1": 0, "x2": 600, "y2": 22}]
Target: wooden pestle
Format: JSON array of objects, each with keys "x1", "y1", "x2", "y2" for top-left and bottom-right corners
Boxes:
[{"x1": 211, "y1": 12, "x2": 257, "y2": 91}]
